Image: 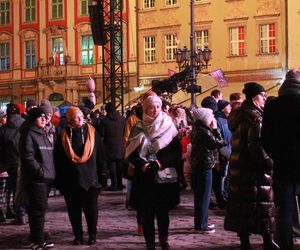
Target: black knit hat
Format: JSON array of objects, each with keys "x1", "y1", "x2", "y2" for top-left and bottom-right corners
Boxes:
[
  {"x1": 6, "y1": 103, "x2": 20, "y2": 116},
  {"x1": 218, "y1": 100, "x2": 230, "y2": 111},
  {"x1": 105, "y1": 102, "x2": 115, "y2": 113},
  {"x1": 26, "y1": 99, "x2": 37, "y2": 110},
  {"x1": 201, "y1": 96, "x2": 217, "y2": 113},
  {"x1": 242, "y1": 82, "x2": 265, "y2": 100},
  {"x1": 28, "y1": 107, "x2": 46, "y2": 122}
]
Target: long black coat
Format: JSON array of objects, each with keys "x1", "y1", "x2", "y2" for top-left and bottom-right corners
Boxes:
[
  {"x1": 99, "y1": 110, "x2": 125, "y2": 160},
  {"x1": 127, "y1": 135, "x2": 181, "y2": 211},
  {"x1": 54, "y1": 124, "x2": 105, "y2": 193},
  {"x1": 224, "y1": 101, "x2": 276, "y2": 235}
]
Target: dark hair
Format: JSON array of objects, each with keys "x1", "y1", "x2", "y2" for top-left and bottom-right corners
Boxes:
[
  {"x1": 229, "y1": 92, "x2": 242, "y2": 102},
  {"x1": 210, "y1": 89, "x2": 221, "y2": 98},
  {"x1": 285, "y1": 69, "x2": 300, "y2": 81}
]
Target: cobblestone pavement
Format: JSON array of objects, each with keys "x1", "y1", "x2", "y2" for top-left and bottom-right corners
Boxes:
[{"x1": 0, "y1": 189, "x2": 299, "y2": 250}]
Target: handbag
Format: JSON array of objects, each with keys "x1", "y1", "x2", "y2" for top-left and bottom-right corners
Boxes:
[{"x1": 155, "y1": 167, "x2": 178, "y2": 184}]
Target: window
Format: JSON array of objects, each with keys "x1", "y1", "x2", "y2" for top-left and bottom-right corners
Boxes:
[
  {"x1": 0, "y1": 42, "x2": 10, "y2": 70},
  {"x1": 52, "y1": 37, "x2": 64, "y2": 65},
  {"x1": 25, "y1": 40, "x2": 36, "y2": 69},
  {"x1": 260, "y1": 23, "x2": 276, "y2": 54},
  {"x1": 81, "y1": 0, "x2": 92, "y2": 16},
  {"x1": 24, "y1": 0, "x2": 35, "y2": 22},
  {"x1": 165, "y1": 34, "x2": 177, "y2": 61},
  {"x1": 196, "y1": 30, "x2": 208, "y2": 50},
  {"x1": 144, "y1": 0, "x2": 154, "y2": 8},
  {"x1": 52, "y1": 0, "x2": 63, "y2": 19},
  {"x1": 144, "y1": 36, "x2": 155, "y2": 63},
  {"x1": 81, "y1": 35, "x2": 94, "y2": 65},
  {"x1": 0, "y1": 1, "x2": 10, "y2": 25},
  {"x1": 165, "y1": 0, "x2": 176, "y2": 6},
  {"x1": 229, "y1": 26, "x2": 245, "y2": 56}
]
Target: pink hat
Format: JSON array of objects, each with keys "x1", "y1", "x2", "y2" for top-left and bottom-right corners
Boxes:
[{"x1": 142, "y1": 95, "x2": 162, "y2": 113}]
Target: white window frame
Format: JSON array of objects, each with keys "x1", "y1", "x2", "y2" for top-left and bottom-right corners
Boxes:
[
  {"x1": 25, "y1": 40, "x2": 36, "y2": 69},
  {"x1": 195, "y1": 30, "x2": 208, "y2": 50},
  {"x1": 0, "y1": 0, "x2": 10, "y2": 25},
  {"x1": 144, "y1": 0, "x2": 155, "y2": 8},
  {"x1": 165, "y1": 0, "x2": 177, "y2": 6},
  {"x1": 0, "y1": 42, "x2": 10, "y2": 70},
  {"x1": 80, "y1": 0, "x2": 92, "y2": 16},
  {"x1": 259, "y1": 23, "x2": 276, "y2": 54},
  {"x1": 165, "y1": 34, "x2": 177, "y2": 61},
  {"x1": 24, "y1": 0, "x2": 36, "y2": 23},
  {"x1": 229, "y1": 26, "x2": 245, "y2": 56},
  {"x1": 51, "y1": 0, "x2": 63, "y2": 20},
  {"x1": 144, "y1": 36, "x2": 155, "y2": 63},
  {"x1": 81, "y1": 35, "x2": 94, "y2": 65},
  {"x1": 52, "y1": 37, "x2": 64, "y2": 65}
]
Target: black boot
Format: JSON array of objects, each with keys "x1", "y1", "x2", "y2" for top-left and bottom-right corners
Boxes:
[
  {"x1": 159, "y1": 235, "x2": 170, "y2": 250},
  {"x1": 239, "y1": 234, "x2": 251, "y2": 250},
  {"x1": 262, "y1": 233, "x2": 280, "y2": 250},
  {"x1": 88, "y1": 234, "x2": 96, "y2": 245}
]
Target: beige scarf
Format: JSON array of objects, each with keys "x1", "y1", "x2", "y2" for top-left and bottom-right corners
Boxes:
[{"x1": 61, "y1": 123, "x2": 95, "y2": 164}]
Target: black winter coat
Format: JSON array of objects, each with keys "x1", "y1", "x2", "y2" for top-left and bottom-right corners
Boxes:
[
  {"x1": 54, "y1": 124, "x2": 105, "y2": 193},
  {"x1": 128, "y1": 135, "x2": 181, "y2": 211},
  {"x1": 100, "y1": 110, "x2": 125, "y2": 160},
  {"x1": 20, "y1": 124, "x2": 55, "y2": 184},
  {"x1": 0, "y1": 114, "x2": 25, "y2": 166},
  {"x1": 190, "y1": 120, "x2": 226, "y2": 172},
  {"x1": 224, "y1": 101, "x2": 276, "y2": 235}
]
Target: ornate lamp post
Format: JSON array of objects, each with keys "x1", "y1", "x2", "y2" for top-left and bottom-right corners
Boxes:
[{"x1": 175, "y1": 0, "x2": 212, "y2": 107}]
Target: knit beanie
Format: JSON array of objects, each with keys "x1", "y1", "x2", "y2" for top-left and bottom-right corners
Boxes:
[
  {"x1": 66, "y1": 106, "x2": 83, "y2": 122},
  {"x1": 218, "y1": 100, "x2": 230, "y2": 111},
  {"x1": 142, "y1": 95, "x2": 162, "y2": 113},
  {"x1": 28, "y1": 107, "x2": 46, "y2": 123},
  {"x1": 193, "y1": 107, "x2": 213, "y2": 124},
  {"x1": 201, "y1": 96, "x2": 217, "y2": 113},
  {"x1": 26, "y1": 99, "x2": 37, "y2": 110},
  {"x1": 105, "y1": 102, "x2": 115, "y2": 113},
  {"x1": 40, "y1": 99, "x2": 53, "y2": 115},
  {"x1": 242, "y1": 82, "x2": 265, "y2": 100},
  {"x1": 6, "y1": 103, "x2": 20, "y2": 116}
]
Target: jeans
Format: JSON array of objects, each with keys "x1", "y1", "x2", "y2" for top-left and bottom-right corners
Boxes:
[
  {"x1": 107, "y1": 159, "x2": 123, "y2": 188},
  {"x1": 192, "y1": 168, "x2": 213, "y2": 230},
  {"x1": 274, "y1": 180, "x2": 296, "y2": 250},
  {"x1": 26, "y1": 182, "x2": 50, "y2": 244}
]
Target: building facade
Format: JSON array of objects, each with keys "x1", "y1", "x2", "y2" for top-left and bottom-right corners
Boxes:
[
  {"x1": 0, "y1": 0, "x2": 137, "y2": 109},
  {"x1": 136, "y1": 0, "x2": 300, "y2": 100}
]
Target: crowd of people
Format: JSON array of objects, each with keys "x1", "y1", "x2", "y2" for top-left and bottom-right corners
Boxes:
[{"x1": 0, "y1": 69, "x2": 300, "y2": 250}]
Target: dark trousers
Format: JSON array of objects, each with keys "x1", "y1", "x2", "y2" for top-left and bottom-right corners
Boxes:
[
  {"x1": 26, "y1": 182, "x2": 50, "y2": 245},
  {"x1": 107, "y1": 159, "x2": 123, "y2": 188},
  {"x1": 141, "y1": 207, "x2": 169, "y2": 248},
  {"x1": 63, "y1": 185, "x2": 99, "y2": 238},
  {"x1": 192, "y1": 168, "x2": 213, "y2": 230},
  {"x1": 274, "y1": 180, "x2": 296, "y2": 250}
]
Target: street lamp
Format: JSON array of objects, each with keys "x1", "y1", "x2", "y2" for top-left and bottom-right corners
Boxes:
[{"x1": 175, "y1": 0, "x2": 212, "y2": 107}]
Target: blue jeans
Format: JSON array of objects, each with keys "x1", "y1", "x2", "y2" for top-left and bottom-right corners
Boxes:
[
  {"x1": 274, "y1": 180, "x2": 296, "y2": 250},
  {"x1": 192, "y1": 168, "x2": 213, "y2": 230}
]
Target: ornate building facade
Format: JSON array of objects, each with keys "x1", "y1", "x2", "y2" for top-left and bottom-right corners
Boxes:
[{"x1": 0, "y1": 0, "x2": 137, "y2": 108}]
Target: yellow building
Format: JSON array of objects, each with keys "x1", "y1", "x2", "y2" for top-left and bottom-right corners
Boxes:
[
  {"x1": 0, "y1": 0, "x2": 137, "y2": 109},
  {"x1": 136, "y1": 0, "x2": 300, "y2": 103}
]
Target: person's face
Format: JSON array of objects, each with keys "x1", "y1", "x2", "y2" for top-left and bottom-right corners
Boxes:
[
  {"x1": 146, "y1": 102, "x2": 161, "y2": 118},
  {"x1": 70, "y1": 113, "x2": 84, "y2": 128},
  {"x1": 222, "y1": 104, "x2": 232, "y2": 116},
  {"x1": 45, "y1": 113, "x2": 52, "y2": 124},
  {"x1": 0, "y1": 116, "x2": 6, "y2": 126},
  {"x1": 101, "y1": 109, "x2": 107, "y2": 116},
  {"x1": 35, "y1": 115, "x2": 47, "y2": 128},
  {"x1": 252, "y1": 92, "x2": 267, "y2": 108}
]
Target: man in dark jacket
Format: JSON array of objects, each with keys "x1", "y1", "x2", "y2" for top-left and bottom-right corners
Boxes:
[
  {"x1": 0, "y1": 103, "x2": 26, "y2": 224},
  {"x1": 261, "y1": 69, "x2": 300, "y2": 250},
  {"x1": 100, "y1": 102, "x2": 125, "y2": 191},
  {"x1": 19, "y1": 107, "x2": 55, "y2": 249}
]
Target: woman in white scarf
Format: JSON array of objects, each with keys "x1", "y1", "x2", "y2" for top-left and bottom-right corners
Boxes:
[{"x1": 126, "y1": 95, "x2": 181, "y2": 250}]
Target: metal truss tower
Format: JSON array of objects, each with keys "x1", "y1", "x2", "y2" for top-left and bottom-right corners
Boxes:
[{"x1": 102, "y1": 0, "x2": 124, "y2": 114}]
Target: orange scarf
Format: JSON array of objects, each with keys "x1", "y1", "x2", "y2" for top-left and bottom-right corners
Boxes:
[{"x1": 61, "y1": 123, "x2": 95, "y2": 164}]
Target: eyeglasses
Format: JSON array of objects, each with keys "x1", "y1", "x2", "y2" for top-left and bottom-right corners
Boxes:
[{"x1": 259, "y1": 93, "x2": 267, "y2": 98}]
